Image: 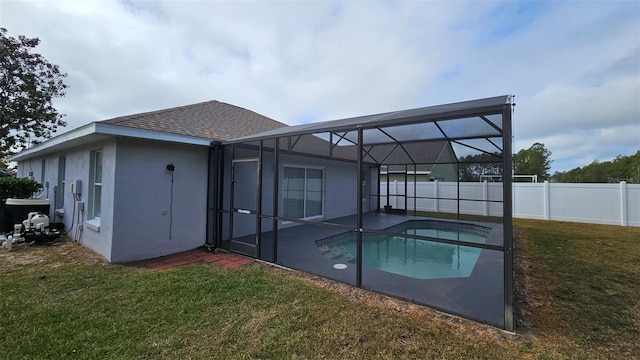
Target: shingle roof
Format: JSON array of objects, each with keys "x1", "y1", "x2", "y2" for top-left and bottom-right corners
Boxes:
[{"x1": 99, "y1": 100, "x2": 287, "y2": 141}]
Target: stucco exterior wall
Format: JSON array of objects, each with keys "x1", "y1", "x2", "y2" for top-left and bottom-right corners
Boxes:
[
  {"x1": 222, "y1": 149, "x2": 361, "y2": 240},
  {"x1": 15, "y1": 139, "x2": 117, "y2": 261},
  {"x1": 110, "y1": 138, "x2": 209, "y2": 262},
  {"x1": 17, "y1": 154, "x2": 62, "y2": 217},
  {"x1": 14, "y1": 137, "x2": 208, "y2": 263},
  {"x1": 80, "y1": 140, "x2": 117, "y2": 260}
]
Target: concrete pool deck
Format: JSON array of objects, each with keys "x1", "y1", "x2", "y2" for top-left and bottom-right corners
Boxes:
[{"x1": 226, "y1": 212, "x2": 507, "y2": 328}]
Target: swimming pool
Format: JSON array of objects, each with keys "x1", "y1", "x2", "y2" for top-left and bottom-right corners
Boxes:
[{"x1": 315, "y1": 220, "x2": 490, "y2": 280}]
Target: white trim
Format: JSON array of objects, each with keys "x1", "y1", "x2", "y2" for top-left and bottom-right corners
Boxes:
[
  {"x1": 85, "y1": 219, "x2": 100, "y2": 232},
  {"x1": 8, "y1": 122, "x2": 213, "y2": 162},
  {"x1": 95, "y1": 123, "x2": 212, "y2": 146},
  {"x1": 90, "y1": 149, "x2": 103, "y2": 220},
  {"x1": 8, "y1": 123, "x2": 98, "y2": 161},
  {"x1": 231, "y1": 157, "x2": 260, "y2": 163},
  {"x1": 5, "y1": 198, "x2": 51, "y2": 206}
]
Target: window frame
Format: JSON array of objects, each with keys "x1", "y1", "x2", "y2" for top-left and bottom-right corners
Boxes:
[
  {"x1": 282, "y1": 165, "x2": 325, "y2": 221},
  {"x1": 90, "y1": 149, "x2": 103, "y2": 221},
  {"x1": 40, "y1": 159, "x2": 46, "y2": 185},
  {"x1": 56, "y1": 156, "x2": 66, "y2": 209}
]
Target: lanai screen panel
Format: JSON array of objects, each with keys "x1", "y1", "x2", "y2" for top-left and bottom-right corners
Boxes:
[{"x1": 222, "y1": 95, "x2": 514, "y2": 330}]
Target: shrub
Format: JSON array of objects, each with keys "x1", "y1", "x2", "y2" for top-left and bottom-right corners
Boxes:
[{"x1": 0, "y1": 177, "x2": 43, "y2": 200}]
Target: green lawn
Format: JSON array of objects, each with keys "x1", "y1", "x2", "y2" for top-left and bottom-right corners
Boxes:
[
  {"x1": 514, "y1": 219, "x2": 640, "y2": 359},
  {"x1": 1, "y1": 219, "x2": 638, "y2": 359}
]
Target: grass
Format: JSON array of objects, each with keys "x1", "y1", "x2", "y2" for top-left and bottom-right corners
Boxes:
[
  {"x1": 514, "y1": 219, "x2": 640, "y2": 358},
  {"x1": 1, "y1": 219, "x2": 638, "y2": 359}
]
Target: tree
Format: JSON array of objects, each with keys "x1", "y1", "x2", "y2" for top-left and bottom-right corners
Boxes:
[
  {"x1": 458, "y1": 152, "x2": 503, "y2": 181},
  {"x1": 0, "y1": 27, "x2": 68, "y2": 159},
  {"x1": 513, "y1": 142, "x2": 552, "y2": 181},
  {"x1": 0, "y1": 177, "x2": 42, "y2": 200},
  {"x1": 552, "y1": 150, "x2": 640, "y2": 183}
]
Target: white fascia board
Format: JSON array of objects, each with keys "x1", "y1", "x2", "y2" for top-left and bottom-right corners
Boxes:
[
  {"x1": 8, "y1": 123, "x2": 213, "y2": 162},
  {"x1": 7, "y1": 123, "x2": 100, "y2": 161},
  {"x1": 94, "y1": 123, "x2": 212, "y2": 146}
]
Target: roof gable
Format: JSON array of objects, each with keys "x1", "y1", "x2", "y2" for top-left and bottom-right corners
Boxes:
[{"x1": 99, "y1": 100, "x2": 287, "y2": 141}]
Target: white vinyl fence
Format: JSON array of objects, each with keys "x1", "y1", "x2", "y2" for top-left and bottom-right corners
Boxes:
[{"x1": 380, "y1": 181, "x2": 639, "y2": 227}]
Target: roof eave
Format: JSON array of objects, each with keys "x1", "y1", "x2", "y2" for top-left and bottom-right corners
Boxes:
[
  {"x1": 8, "y1": 123, "x2": 100, "y2": 162},
  {"x1": 95, "y1": 123, "x2": 213, "y2": 146},
  {"x1": 8, "y1": 123, "x2": 214, "y2": 162}
]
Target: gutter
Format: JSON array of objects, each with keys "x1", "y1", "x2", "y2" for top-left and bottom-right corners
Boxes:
[{"x1": 8, "y1": 123, "x2": 213, "y2": 162}]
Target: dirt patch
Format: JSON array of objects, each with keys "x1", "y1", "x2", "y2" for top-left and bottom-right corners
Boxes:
[{"x1": 0, "y1": 236, "x2": 108, "y2": 268}]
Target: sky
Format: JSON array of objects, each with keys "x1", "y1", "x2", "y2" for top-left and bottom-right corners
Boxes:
[{"x1": 1, "y1": 0, "x2": 638, "y2": 173}]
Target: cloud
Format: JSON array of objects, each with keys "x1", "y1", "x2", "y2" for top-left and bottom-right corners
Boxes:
[
  {"x1": 517, "y1": 76, "x2": 639, "y2": 137},
  {"x1": 1, "y1": 0, "x2": 638, "y2": 173},
  {"x1": 520, "y1": 122, "x2": 640, "y2": 172}
]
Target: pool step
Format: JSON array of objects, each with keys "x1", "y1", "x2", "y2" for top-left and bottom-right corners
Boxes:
[
  {"x1": 318, "y1": 245, "x2": 331, "y2": 255},
  {"x1": 318, "y1": 244, "x2": 355, "y2": 262}
]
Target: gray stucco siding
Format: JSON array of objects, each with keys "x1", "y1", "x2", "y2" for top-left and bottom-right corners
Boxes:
[
  {"x1": 80, "y1": 140, "x2": 117, "y2": 260},
  {"x1": 110, "y1": 138, "x2": 209, "y2": 263},
  {"x1": 15, "y1": 139, "x2": 117, "y2": 261},
  {"x1": 222, "y1": 150, "x2": 362, "y2": 240},
  {"x1": 16, "y1": 154, "x2": 61, "y2": 217}
]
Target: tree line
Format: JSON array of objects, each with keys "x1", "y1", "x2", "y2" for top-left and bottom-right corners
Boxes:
[
  {"x1": 551, "y1": 151, "x2": 640, "y2": 184},
  {"x1": 459, "y1": 143, "x2": 639, "y2": 184}
]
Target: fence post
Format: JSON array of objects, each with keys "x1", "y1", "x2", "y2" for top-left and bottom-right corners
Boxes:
[
  {"x1": 434, "y1": 180, "x2": 439, "y2": 213},
  {"x1": 620, "y1": 181, "x2": 628, "y2": 226},
  {"x1": 543, "y1": 181, "x2": 550, "y2": 220},
  {"x1": 483, "y1": 180, "x2": 489, "y2": 216},
  {"x1": 393, "y1": 180, "x2": 398, "y2": 208}
]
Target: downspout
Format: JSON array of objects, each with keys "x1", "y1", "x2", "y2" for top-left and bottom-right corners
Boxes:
[{"x1": 206, "y1": 141, "x2": 223, "y2": 250}]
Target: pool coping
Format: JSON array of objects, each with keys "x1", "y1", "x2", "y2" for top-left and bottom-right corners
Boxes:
[{"x1": 314, "y1": 218, "x2": 493, "y2": 248}]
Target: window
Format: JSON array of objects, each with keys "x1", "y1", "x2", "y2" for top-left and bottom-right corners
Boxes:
[
  {"x1": 56, "y1": 156, "x2": 66, "y2": 208},
  {"x1": 90, "y1": 150, "x2": 102, "y2": 219},
  {"x1": 283, "y1": 166, "x2": 324, "y2": 219},
  {"x1": 40, "y1": 159, "x2": 46, "y2": 185}
]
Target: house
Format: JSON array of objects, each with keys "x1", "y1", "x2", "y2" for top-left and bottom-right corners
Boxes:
[
  {"x1": 8, "y1": 95, "x2": 516, "y2": 331},
  {"x1": 8, "y1": 100, "x2": 286, "y2": 262},
  {"x1": 7, "y1": 99, "x2": 461, "y2": 263},
  {"x1": 8, "y1": 96, "x2": 510, "y2": 263},
  {"x1": 379, "y1": 142, "x2": 458, "y2": 182}
]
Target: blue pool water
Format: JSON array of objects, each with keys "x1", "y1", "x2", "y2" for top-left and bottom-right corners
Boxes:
[{"x1": 316, "y1": 221, "x2": 488, "y2": 280}]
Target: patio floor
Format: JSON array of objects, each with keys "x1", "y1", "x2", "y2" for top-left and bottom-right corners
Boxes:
[{"x1": 128, "y1": 248, "x2": 254, "y2": 270}]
